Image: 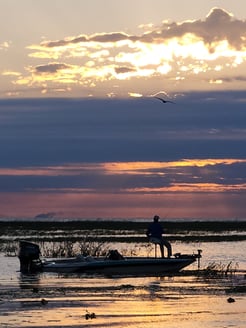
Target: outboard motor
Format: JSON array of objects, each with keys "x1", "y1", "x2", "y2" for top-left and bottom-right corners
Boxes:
[{"x1": 18, "y1": 241, "x2": 42, "y2": 273}]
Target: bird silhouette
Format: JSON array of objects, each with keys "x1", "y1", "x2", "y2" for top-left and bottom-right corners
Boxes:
[{"x1": 154, "y1": 97, "x2": 175, "y2": 104}]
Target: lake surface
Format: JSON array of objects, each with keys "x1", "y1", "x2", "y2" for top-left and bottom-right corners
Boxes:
[{"x1": 0, "y1": 238, "x2": 245, "y2": 328}]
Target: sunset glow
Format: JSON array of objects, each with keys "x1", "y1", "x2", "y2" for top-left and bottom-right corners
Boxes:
[
  {"x1": 0, "y1": 2, "x2": 245, "y2": 220},
  {"x1": 1, "y1": 5, "x2": 245, "y2": 98},
  {"x1": 0, "y1": 158, "x2": 245, "y2": 219}
]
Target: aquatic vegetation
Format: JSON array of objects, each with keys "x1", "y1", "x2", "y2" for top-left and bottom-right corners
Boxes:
[
  {"x1": 76, "y1": 236, "x2": 109, "y2": 257},
  {"x1": 41, "y1": 240, "x2": 75, "y2": 258},
  {"x1": 0, "y1": 241, "x2": 18, "y2": 256},
  {"x1": 39, "y1": 238, "x2": 110, "y2": 258},
  {"x1": 201, "y1": 261, "x2": 239, "y2": 277},
  {"x1": 0, "y1": 221, "x2": 245, "y2": 250}
]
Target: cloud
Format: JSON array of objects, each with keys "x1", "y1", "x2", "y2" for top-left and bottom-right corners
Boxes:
[
  {"x1": 2, "y1": 71, "x2": 21, "y2": 77},
  {"x1": 42, "y1": 35, "x2": 88, "y2": 48},
  {"x1": 218, "y1": 76, "x2": 246, "y2": 83},
  {"x1": 34, "y1": 212, "x2": 57, "y2": 219},
  {"x1": 90, "y1": 32, "x2": 135, "y2": 43},
  {"x1": 146, "y1": 8, "x2": 245, "y2": 50},
  {"x1": 0, "y1": 159, "x2": 245, "y2": 194},
  {"x1": 34, "y1": 63, "x2": 73, "y2": 74},
  {"x1": 0, "y1": 41, "x2": 10, "y2": 50},
  {"x1": 114, "y1": 66, "x2": 136, "y2": 74},
  {"x1": 38, "y1": 8, "x2": 246, "y2": 50},
  {"x1": 0, "y1": 96, "x2": 245, "y2": 219},
  {"x1": 0, "y1": 94, "x2": 246, "y2": 166},
  {"x1": 128, "y1": 92, "x2": 143, "y2": 98},
  {"x1": 40, "y1": 32, "x2": 135, "y2": 48},
  {"x1": 8, "y1": 8, "x2": 246, "y2": 96}
]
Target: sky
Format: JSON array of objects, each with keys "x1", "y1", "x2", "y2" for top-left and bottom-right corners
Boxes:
[{"x1": 0, "y1": 1, "x2": 245, "y2": 220}]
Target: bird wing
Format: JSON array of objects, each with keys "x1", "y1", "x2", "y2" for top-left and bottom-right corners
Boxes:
[
  {"x1": 154, "y1": 97, "x2": 175, "y2": 104},
  {"x1": 154, "y1": 97, "x2": 165, "y2": 102}
]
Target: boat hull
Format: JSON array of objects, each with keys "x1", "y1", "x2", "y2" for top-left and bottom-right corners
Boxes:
[
  {"x1": 42, "y1": 257, "x2": 196, "y2": 275},
  {"x1": 18, "y1": 241, "x2": 200, "y2": 276}
]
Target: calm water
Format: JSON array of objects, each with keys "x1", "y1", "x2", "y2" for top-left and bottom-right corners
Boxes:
[{"x1": 0, "y1": 241, "x2": 245, "y2": 327}]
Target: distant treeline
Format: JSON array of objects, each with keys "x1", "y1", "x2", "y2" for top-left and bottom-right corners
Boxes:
[
  {"x1": 0, "y1": 220, "x2": 245, "y2": 239},
  {"x1": 0, "y1": 220, "x2": 245, "y2": 232}
]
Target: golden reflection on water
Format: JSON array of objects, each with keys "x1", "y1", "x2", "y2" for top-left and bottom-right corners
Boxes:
[
  {"x1": 1, "y1": 273, "x2": 246, "y2": 328},
  {"x1": 3, "y1": 294, "x2": 246, "y2": 328}
]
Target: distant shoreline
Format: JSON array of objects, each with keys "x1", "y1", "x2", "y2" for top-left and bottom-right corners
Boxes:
[
  {"x1": 0, "y1": 219, "x2": 245, "y2": 230},
  {"x1": 0, "y1": 220, "x2": 245, "y2": 244},
  {"x1": 0, "y1": 217, "x2": 245, "y2": 222}
]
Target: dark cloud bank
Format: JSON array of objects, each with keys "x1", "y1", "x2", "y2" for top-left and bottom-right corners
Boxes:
[
  {"x1": 0, "y1": 91, "x2": 245, "y2": 167},
  {"x1": 0, "y1": 92, "x2": 245, "y2": 220}
]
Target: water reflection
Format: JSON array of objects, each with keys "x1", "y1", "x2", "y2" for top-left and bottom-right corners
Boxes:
[
  {"x1": 19, "y1": 273, "x2": 41, "y2": 291},
  {"x1": 1, "y1": 270, "x2": 246, "y2": 328},
  {"x1": 0, "y1": 240, "x2": 245, "y2": 328}
]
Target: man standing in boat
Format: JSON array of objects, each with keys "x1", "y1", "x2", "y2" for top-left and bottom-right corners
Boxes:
[{"x1": 146, "y1": 215, "x2": 172, "y2": 258}]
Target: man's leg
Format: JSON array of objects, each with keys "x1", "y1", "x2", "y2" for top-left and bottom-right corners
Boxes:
[
  {"x1": 162, "y1": 239, "x2": 172, "y2": 258},
  {"x1": 159, "y1": 244, "x2": 165, "y2": 258}
]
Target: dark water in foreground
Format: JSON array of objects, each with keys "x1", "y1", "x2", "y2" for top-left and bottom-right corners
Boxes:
[
  {"x1": 0, "y1": 222, "x2": 245, "y2": 327},
  {"x1": 0, "y1": 239, "x2": 246, "y2": 328}
]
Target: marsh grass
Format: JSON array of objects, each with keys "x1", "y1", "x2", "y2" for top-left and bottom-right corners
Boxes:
[
  {"x1": 39, "y1": 240, "x2": 151, "y2": 258},
  {"x1": 0, "y1": 241, "x2": 18, "y2": 256},
  {"x1": 39, "y1": 237, "x2": 110, "y2": 258},
  {"x1": 201, "y1": 261, "x2": 239, "y2": 277},
  {"x1": 0, "y1": 220, "x2": 245, "y2": 258}
]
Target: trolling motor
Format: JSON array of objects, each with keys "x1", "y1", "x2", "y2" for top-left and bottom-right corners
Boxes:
[
  {"x1": 18, "y1": 241, "x2": 42, "y2": 273},
  {"x1": 174, "y1": 249, "x2": 202, "y2": 269},
  {"x1": 197, "y1": 249, "x2": 202, "y2": 269}
]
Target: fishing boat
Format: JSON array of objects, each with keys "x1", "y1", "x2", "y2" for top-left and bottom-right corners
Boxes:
[{"x1": 18, "y1": 240, "x2": 202, "y2": 276}]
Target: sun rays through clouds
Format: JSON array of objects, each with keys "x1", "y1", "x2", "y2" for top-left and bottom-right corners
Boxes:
[{"x1": 3, "y1": 8, "x2": 245, "y2": 97}]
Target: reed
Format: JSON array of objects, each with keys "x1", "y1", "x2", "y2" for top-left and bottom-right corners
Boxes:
[
  {"x1": 39, "y1": 238, "x2": 110, "y2": 258},
  {"x1": 200, "y1": 261, "x2": 239, "y2": 277}
]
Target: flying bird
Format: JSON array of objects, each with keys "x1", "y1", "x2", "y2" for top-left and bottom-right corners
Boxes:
[{"x1": 154, "y1": 97, "x2": 175, "y2": 104}]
